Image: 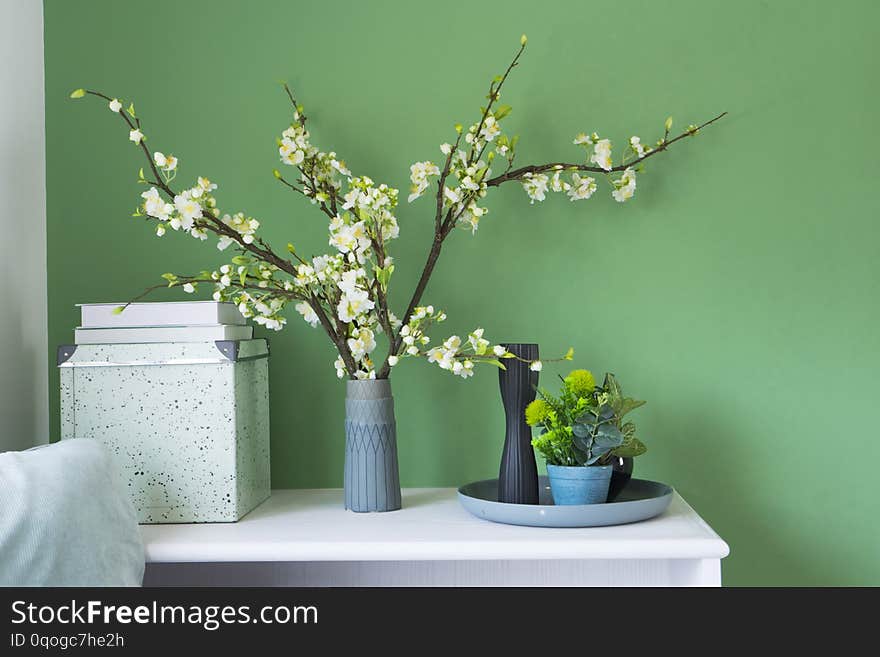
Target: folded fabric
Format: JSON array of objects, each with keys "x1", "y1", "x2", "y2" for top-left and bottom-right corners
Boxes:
[{"x1": 0, "y1": 439, "x2": 144, "y2": 586}]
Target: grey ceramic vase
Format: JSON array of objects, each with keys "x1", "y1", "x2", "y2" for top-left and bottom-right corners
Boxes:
[
  {"x1": 497, "y1": 343, "x2": 540, "y2": 504},
  {"x1": 344, "y1": 379, "x2": 402, "y2": 513}
]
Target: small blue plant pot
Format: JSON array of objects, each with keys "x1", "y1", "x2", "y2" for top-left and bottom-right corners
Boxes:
[{"x1": 546, "y1": 464, "x2": 613, "y2": 505}]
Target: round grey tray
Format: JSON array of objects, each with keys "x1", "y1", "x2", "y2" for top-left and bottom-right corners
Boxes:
[{"x1": 458, "y1": 476, "x2": 673, "y2": 527}]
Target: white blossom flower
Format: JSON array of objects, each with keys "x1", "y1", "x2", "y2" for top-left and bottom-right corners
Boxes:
[
  {"x1": 493, "y1": 345, "x2": 507, "y2": 357},
  {"x1": 295, "y1": 301, "x2": 320, "y2": 328},
  {"x1": 182, "y1": 283, "x2": 195, "y2": 293},
  {"x1": 567, "y1": 173, "x2": 597, "y2": 201},
  {"x1": 337, "y1": 268, "x2": 366, "y2": 295},
  {"x1": 172, "y1": 191, "x2": 202, "y2": 230},
  {"x1": 388, "y1": 355, "x2": 399, "y2": 367},
  {"x1": 459, "y1": 203, "x2": 487, "y2": 234},
  {"x1": 153, "y1": 152, "x2": 178, "y2": 171},
  {"x1": 443, "y1": 335, "x2": 461, "y2": 352},
  {"x1": 197, "y1": 176, "x2": 217, "y2": 193},
  {"x1": 294, "y1": 264, "x2": 316, "y2": 288},
  {"x1": 458, "y1": 360, "x2": 475, "y2": 379},
  {"x1": 573, "y1": 133, "x2": 594, "y2": 145},
  {"x1": 341, "y1": 188, "x2": 359, "y2": 210},
  {"x1": 479, "y1": 115, "x2": 501, "y2": 142},
  {"x1": 468, "y1": 328, "x2": 489, "y2": 355},
  {"x1": 444, "y1": 186, "x2": 461, "y2": 204},
  {"x1": 312, "y1": 254, "x2": 339, "y2": 282},
  {"x1": 347, "y1": 327, "x2": 376, "y2": 360},
  {"x1": 190, "y1": 227, "x2": 207, "y2": 240},
  {"x1": 237, "y1": 299, "x2": 253, "y2": 318},
  {"x1": 141, "y1": 187, "x2": 173, "y2": 221},
  {"x1": 530, "y1": 360, "x2": 543, "y2": 372},
  {"x1": 254, "y1": 314, "x2": 285, "y2": 331},
  {"x1": 331, "y1": 158, "x2": 351, "y2": 176},
  {"x1": 521, "y1": 173, "x2": 549, "y2": 203},
  {"x1": 630, "y1": 136, "x2": 649, "y2": 158},
  {"x1": 217, "y1": 235, "x2": 235, "y2": 250},
  {"x1": 221, "y1": 212, "x2": 258, "y2": 243},
  {"x1": 337, "y1": 288, "x2": 375, "y2": 323},
  {"x1": 155, "y1": 223, "x2": 166, "y2": 237},
  {"x1": 612, "y1": 167, "x2": 637, "y2": 203},
  {"x1": 108, "y1": 98, "x2": 122, "y2": 113},
  {"x1": 590, "y1": 139, "x2": 612, "y2": 171},
  {"x1": 550, "y1": 169, "x2": 571, "y2": 193},
  {"x1": 279, "y1": 138, "x2": 304, "y2": 166},
  {"x1": 129, "y1": 129, "x2": 144, "y2": 144},
  {"x1": 408, "y1": 161, "x2": 440, "y2": 202},
  {"x1": 440, "y1": 143, "x2": 452, "y2": 155}
]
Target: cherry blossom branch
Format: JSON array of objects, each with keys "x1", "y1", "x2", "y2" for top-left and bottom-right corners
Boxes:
[
  {"x1": 485, "y1": 111, "x2": 728, "y2": 187},
  {"x1": 376, "y1": 45, "x2": 526, "y2": 379},
  {"x1": 83, "y1": 90, "x2": 303, "y2": 279},
  {"x1": 78, "y1": 89, "x2": 362, "y2": 372}
]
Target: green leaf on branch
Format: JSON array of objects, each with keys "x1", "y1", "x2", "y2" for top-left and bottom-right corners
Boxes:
[
  {"x1": 127, "y1": 103, "x2": 136, "y2": 118},
  {"x1": 231, "y1": 256, "x2": 249, "y2": 265},
  {"x1": 286, "y1": 243, "x2": 296, "y2": 255},
  {"x1": 604, "y1": 372, "x2": 645, "y2": 419},
  {"x1": 484, "y1": 359, "x2": 507, "y2": 370},
  {"x1": 494, "y1": 104, "x2": 513, "y2": 120},
  {"x1": 69, "y1": 88, "x2": 86, "y2": 99},
  {"x1": 112, "y1": 306, "x2": 125, "y2": 315}
]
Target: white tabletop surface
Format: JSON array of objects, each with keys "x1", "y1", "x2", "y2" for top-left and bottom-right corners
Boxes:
[{"x1": 141, "y1": 488, "x2": 729, "y2": 563}]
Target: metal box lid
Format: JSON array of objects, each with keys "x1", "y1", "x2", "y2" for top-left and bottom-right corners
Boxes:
[{"x1": 57, "y1": 339, "x2": 269, "y2": 368}]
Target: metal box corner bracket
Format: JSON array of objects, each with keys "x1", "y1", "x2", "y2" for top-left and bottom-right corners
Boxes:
[{"x1": 59, "y1": 339, "x2": 271, "y2": 523}]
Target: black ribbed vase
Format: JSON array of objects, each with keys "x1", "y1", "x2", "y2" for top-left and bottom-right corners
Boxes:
[{"x1": 497, "y1": 343, "x2": 539, "y2": 504}]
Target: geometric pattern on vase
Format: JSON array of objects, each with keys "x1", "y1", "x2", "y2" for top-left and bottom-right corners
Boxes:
[
  {"x1": 343, "y1": 379, "x2": 402, "y2": 512},
  {"x1": 344, "y1": 420, "x2": 402, "y2": 512},
  {"x1": 497, "y1": 342, "x2": 540, "y2": 504}
]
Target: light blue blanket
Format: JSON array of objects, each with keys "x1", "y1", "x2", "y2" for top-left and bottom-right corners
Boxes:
[{"x1": 0, "y1": 439, "x2": 144, "y2": 586}]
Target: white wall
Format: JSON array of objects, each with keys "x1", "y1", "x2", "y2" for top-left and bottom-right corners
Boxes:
[{"x1": 0, "y1": 0, "x2": 48, "y2": 451}]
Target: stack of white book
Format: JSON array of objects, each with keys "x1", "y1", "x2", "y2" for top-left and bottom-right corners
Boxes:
[{"x1": 75, "y1": 301, "x2": 252, "y2": 344}]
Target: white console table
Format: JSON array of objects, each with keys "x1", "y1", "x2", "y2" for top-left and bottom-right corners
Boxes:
[{"x1": 141, "y1": 488, "x2": 729, "y2": 587}]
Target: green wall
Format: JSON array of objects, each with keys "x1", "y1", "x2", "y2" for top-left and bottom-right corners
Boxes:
[{"x1": 43, "y1": 0, "x2": 879, "y2": 585}]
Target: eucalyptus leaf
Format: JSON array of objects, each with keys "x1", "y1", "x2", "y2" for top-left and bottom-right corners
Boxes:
[
  {"x1": 594, "y1": 427, "x2": 623, "y2": 448},
  {"x1": 575, "y1": 411, "x2": 596, "y2": 425},
  {"x1": 571, "y1": 433, "x2": 593, "y2": 454},
  {"x1": 572, "y1": 423, "x2": 591, "y2": 439},
  {"x1": 598, "y1": 404, "x2": 616, "y2": 422}
]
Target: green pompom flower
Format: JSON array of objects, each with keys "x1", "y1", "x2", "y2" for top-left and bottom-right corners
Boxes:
[
  {"x1": 564, "y1": 369, "x2": 595, "y2": 397},
  {"x1": 525, "y1": 399, "x2": 551, "y2": 426}
]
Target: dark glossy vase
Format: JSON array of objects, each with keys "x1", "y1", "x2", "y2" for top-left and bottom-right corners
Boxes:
[
  {"x1": 607, "y1": 456, "x2": 634, "y2": 502},
  {"x1": 497, "y1": 343, "x2": 539, "y2": 504}
]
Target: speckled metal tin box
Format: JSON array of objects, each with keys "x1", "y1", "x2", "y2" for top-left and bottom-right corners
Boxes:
[{"x1": 58, "y1": 339, "x2": 270, "y2": 523}]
